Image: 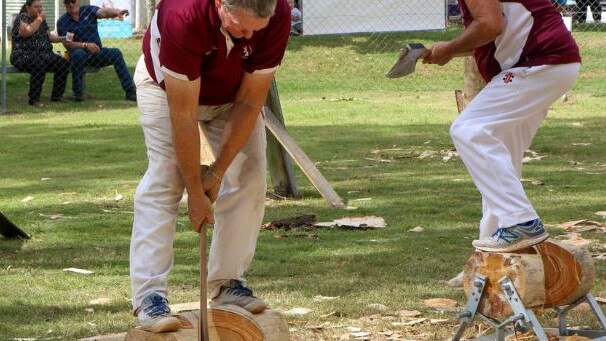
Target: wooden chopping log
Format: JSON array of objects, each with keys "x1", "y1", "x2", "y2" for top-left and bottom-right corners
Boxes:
[
  {"x1": 463, "y1": 240, "x2": 594, "y2": 319},
  {"x1": 124, "y1": 306, "x2": 289, "y2": 341},
  {"x1": 536, "y1": 240, "x2": 594, "y2": 307}
]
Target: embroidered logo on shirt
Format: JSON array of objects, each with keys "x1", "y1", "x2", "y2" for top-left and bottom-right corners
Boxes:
[
  {"x1": 502, "y1": 72, "x2": 515, "y2": 84},
  {"x1": 242, "y1": 45, "x2": 252, "y2": 59}
]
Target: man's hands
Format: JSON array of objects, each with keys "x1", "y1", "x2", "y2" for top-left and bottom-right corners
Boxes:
[
  {"x1": 201, "y1": 165, "x2": 222, "y2": 204},
  {"x1": 117, "y1": 9, "x2": 129, "y2": 19},
  {"x1": 187, "y1": 188, "x2": 214, "y2": 233},
  {"x1": 187, "y1": 165, "x2": 222, "y2": 233},
  {"x1": 422, "y1": 42, "x2": 455, "y2": 66},
  {"x1": 83, "y1": 42, "x2": 101, "y2": 53}
]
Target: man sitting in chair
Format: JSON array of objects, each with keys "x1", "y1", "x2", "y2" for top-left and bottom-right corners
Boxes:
[{"x1": 57, "y1": 0, "x2": 136, "y2": 102}]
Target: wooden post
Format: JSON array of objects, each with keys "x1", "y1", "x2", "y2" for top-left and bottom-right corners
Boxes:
[
  {"x1": 0, "y1": 212, "x2": 30, "y2": 239},
  {"x1": 265, "y1": 108, "x2": 345, "y2": 208},
  {"x1": 264, "y1": 80, "x2": 299, "y2": 198}
]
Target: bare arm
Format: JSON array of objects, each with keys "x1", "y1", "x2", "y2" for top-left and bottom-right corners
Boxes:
[
  {"x1": 97, "y1": 7, "x2": 129, "y2": 19},
  {"x1": 210, "y1": 71, "x2": 275, "y2": 178},
  {"x1": 48, "y1": 31, "x2": 65, "y2": 43},
  {"x1": 423, "y1": 0, "x2": 504, "y2": 65},
  {"x1": 18, "y1": 15, "x2": 44, "y2": 38},
  {"x1": 164, "y1": 73, "x2": 214, "y2": 232}
]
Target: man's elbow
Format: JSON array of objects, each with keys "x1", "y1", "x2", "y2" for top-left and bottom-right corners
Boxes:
[{"x1": 486, "y1": 18, "x2": 505, "y2": 39}]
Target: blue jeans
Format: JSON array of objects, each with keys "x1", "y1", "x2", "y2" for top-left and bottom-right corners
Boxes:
[{"x1": 70, "y1": 47, "x2": 135, "y2": 98}]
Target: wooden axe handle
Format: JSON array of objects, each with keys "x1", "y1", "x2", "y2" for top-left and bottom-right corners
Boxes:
[{"x1": 199, "y1": 225, "x2": 209, "y2": 341}]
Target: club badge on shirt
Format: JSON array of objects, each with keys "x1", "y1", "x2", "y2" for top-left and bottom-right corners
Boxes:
[
  {"x1": 242, "y1": 45, "x2": 252, "y2": 59},
  {"x1": 502, "y1": 72, "x2": 515, "y2": 84}
]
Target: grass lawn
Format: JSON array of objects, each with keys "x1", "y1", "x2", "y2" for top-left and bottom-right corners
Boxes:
[{"x1": 1, "y1": 30, "x2": 605, "y2": 340}]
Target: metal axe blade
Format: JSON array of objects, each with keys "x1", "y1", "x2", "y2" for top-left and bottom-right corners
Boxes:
[{"x1": 385, "y1": 43, "x2": 427, "y2": 78}]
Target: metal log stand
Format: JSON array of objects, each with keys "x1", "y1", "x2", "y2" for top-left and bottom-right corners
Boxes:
[{"x1": 452, "y1": 274, "x2": 606, "y2": 341}]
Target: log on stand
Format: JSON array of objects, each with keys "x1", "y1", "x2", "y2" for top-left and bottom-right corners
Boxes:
[
  {"x1": 123, "y1": 306, "x2": 289, "y2": 341},
  {"x1": 462, "y1": 240, "x2": 594, "y2": 319}
]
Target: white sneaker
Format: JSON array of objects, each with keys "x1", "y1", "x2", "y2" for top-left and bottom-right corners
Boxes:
[
  {"x1": 210, "y1": 280, "x2": 267, "y2": 314},
  {"x1": 472, "y1": 219, "x2": 548, "y2": 252},
  {"x1": 447, "y1": 271, "x2": 464, "y2": 288},
  {"x1": 137, "y1": 293, "x2": 181, "y2": 333}
]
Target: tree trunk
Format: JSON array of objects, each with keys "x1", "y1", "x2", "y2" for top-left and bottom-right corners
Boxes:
[
  {"x1": 146, "y1": 0, "x2": 156, "y2": 27},
  {"x1": 455, "y1": 56, "x2": 486, "y2": 113},
  {"x1": 124, "y1": 306, "x2": 290, "y2": 341},
  {"x1": 463, "y1": 240, "x2": 594, "y2": 319},
  {"x1": 265, "y1": 79, "x2": 299, "y2": 197}
]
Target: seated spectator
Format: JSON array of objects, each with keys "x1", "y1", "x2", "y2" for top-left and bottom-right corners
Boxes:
[
  {"x1": 57, "y1": 0, "x2": 136, "y2": 102},
  {"x1": 288, "y1": 0, "x2": 303, "y2": 35},
  {"x1": 10, "y1": 0, "x2": 69, "y2": 107}
]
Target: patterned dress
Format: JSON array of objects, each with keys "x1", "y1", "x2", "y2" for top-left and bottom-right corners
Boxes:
[{"x1": 10, "y1": 13, "x2": 69, "y2": 103}]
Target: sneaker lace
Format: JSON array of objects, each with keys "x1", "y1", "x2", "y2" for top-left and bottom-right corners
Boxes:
[
  {"x1": 224, "y1": 280, "x2": 254, "y2": 297},
  {"x1": 143, "y1": 295, "x2": 171, "y2": 318},
  {"x1": 491, "y1": 227, "x2": 510, "y2": 242}
]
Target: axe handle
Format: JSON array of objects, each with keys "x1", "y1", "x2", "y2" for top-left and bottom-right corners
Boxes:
[{"x1": 199, "y1": 225, "x2": 209, "y2": 341}]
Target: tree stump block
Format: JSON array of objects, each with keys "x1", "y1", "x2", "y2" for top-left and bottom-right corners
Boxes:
[
  {"x1": 463, "y1": 240, "x2": 594, "y2": 319},
  {"x1": 124, "y1": 305, "x2": 289, "y2": 341}
]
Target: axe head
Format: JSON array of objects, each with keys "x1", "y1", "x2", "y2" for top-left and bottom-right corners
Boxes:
[{"x1": 385, "y1": 43, "x2": 427, "y2": 78}]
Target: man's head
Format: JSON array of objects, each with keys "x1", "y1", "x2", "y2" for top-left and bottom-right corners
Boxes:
[
  {"x1": 63, "y1": 0, "x2": 79, "y2": 15},
  {"x1": 215, "y1": 0, "x2": 276, "y2": 39}
]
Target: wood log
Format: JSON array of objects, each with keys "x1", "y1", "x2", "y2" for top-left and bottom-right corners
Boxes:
[
  {"x1": 124, "y1": 306, "x2": 289, "y2": 341},
  {"x1": 463, "y1": 240, "x2": 594, "y2": 319},
  {"x1": 536, "y1": 240, "x2": 594, "y2": 307}
]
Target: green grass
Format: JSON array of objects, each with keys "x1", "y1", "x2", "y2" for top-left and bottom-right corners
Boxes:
[{"x1": 1, "y1": 31, "x2": 606, "y2": 340}]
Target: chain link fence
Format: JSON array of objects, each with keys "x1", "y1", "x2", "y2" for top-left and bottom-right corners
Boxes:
[
  {"x1": 1, "y1": 0, "x2": 144, "y2": 111},
  {"x1": 294, "y1": 0, "x2": 605, "y2": 93},
  {"x1": 1, "y1": 0, "x2": 605, "y2": 112}
]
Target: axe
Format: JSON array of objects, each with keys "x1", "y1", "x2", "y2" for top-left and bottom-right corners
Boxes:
[{"x1": 385, "y1": 43, "x2": 428, "y2": 78}]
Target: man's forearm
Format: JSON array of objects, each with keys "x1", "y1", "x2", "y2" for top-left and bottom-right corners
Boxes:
[
  {"x1": 212, "y1": 102, "x2": 262, "y2": 176},
  {"x1": 446, "y1": 21, "x2": 502, "y2": 55},
  {"x1": 164, "y1": 75, "x2": 205, "y2": 199},
  {"x1": 444, "y1": 0, "x2": 504, "y2": 55},
  {"x1": 171, "y1": 112, "x2": 205, "y2": 197},
  {"x1": 211, "y1": 72, "x2": 274, "y2": 177},
  {"x1": 97, "y1": 7, "x2": 117, "y2": 18}
]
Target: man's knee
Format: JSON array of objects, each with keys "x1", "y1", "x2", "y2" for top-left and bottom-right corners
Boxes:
[
  {"x1": 104, "y1": 48, "x2": 125, "y2": 63},
  {"x1": 450, "y1": 119, "x2": 487, "y2": 145},
  {"x1": 70, "y1": 49, "x2": 88, "y2": 70}
]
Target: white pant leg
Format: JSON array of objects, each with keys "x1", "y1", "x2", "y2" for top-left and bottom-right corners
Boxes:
[
  {"x1": 451, "y1": 63, "x2": 580, "y2": 235},
  {"x1": 478, "y1": 107, "x2": 548, "y2": 238},
  {"x1": 130, "y1": 55, "x2": 184, "y2": 311},
  {"x1": 196, "y1": 106, "x2": 268, "y2": 298}
]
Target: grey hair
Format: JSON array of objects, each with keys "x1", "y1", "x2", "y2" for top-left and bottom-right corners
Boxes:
[{"x1": 223, "y1": 0, "x2": 277, "y2": 18}]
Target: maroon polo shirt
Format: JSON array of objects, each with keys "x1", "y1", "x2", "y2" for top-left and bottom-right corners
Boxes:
[
  {"x1": 142, "y1": 0, "x2": 290, "y2": 105},
  {"x1": 458, "y1": 0, "x2": 581, "y2": 82}
]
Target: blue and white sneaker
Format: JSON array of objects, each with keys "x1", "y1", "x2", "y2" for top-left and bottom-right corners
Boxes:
[
  {"x1": 472, "y1": 219, "x2": 549, "y2": 252},
  {"x1": 136, "y1": 293, "x2": 181, "y2": 333},
  {"x1": 210, "y1": 280, "x2": 267, "y2": 314}
]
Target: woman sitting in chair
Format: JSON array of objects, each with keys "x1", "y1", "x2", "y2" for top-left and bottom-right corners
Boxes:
[{"x1": 10, "y1": 0, "x2": 69, "y2": 106}]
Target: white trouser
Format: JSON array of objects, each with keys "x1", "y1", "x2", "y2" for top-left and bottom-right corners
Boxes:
[
  {"x1": 450, "y1": 63, "x2": 580, "y2": 238},
  {"x1": 130, "y1": 56, "x2": 267, "y2": 311}
]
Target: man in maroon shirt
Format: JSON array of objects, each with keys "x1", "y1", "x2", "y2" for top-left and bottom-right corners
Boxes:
[
  {"x1": 422, "y1": 0, "x2": 580, "y2": 254},
  {"x1": 129, "y1": 0, "x2": 290, "y2": 332}
]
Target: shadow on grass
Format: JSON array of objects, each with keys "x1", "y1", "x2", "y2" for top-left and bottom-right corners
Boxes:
[{"x1": 3, "y1": 66, "x2": 138, "y2": 114}]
